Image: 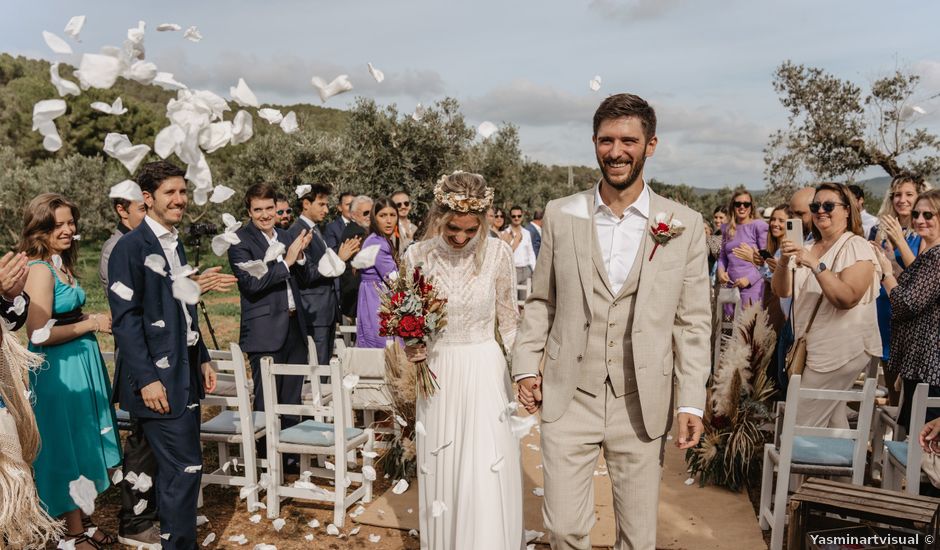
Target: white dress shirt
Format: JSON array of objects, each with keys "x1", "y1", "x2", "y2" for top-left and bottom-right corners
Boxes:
[
  {"x1": 144, "y1": 215, "x2": 200, "y2": 347},
  {"x1": 505, "y1": 227, "x2": 537, "y2": 270},
  {"x1": 259, "y1": 228, "x2": 301, "y2": 312},
  {"x1": 861, "y1": 210, "x2": 878, "y2": 240}
]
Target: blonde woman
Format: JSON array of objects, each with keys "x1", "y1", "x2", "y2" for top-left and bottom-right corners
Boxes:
[
  {"x1": 403, "y1": 172, "x2": 523, "y2": 550},
  {"x1": 716, "y1": 189, "x2": 768, "y2": 315},
  {"x1": 773, "y1": 183, "x2": 882, "y2": 428}
]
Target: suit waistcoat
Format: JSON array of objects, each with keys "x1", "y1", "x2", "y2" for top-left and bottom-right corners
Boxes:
[{"x1": 578, "y1": 230, "x2": 648, "y2": 398}]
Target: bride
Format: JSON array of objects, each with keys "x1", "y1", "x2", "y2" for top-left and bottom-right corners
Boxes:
[{"x1": 404, "y1": 171, "x2": 524, "y2": 550}]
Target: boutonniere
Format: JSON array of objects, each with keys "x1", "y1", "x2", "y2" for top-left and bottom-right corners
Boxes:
[{"x1": 649, "y1": 212, "x2": 685, "y2": 261}]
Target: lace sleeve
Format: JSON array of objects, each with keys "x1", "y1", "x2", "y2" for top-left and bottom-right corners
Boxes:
[{"x1": 493, "y1": 239, "x2": 520, "y2": 349}]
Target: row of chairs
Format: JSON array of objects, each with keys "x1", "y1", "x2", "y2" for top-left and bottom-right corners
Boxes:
[
  {"x1": 106, "y1": 334, "x2": 388, "y2": 527},
  {"x1": 758, "y1": 373, "x2": 940, "y2": 550}
]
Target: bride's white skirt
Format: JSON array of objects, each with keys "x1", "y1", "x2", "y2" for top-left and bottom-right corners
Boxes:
[{"x1": 417, "y1": 339, "x2": 524, "y2": 550}]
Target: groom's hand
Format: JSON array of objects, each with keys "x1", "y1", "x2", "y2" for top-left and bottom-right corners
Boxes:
[
  {"x1": 517, "y1": 376, "x2": 542, "y2": 414},
  {"x1": 676, "y1": 412, "x2": 704, "y2": 449}
]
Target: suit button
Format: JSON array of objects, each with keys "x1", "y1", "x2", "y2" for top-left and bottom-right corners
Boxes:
[
  {"x1": 609, "y1": 322, "x2": 615, "y2": 327},
  {"x1": 612, "y1": 302, "x2": 619, "y2": 307},
  {"x1": 577, "y1": 354, "x2": 583, "y2": 361},
  {"x1": 584, "y1": 322, "x2": 590, "y2": 328},
  {"x1": 608, "y1": 341, "x2": 614, "y2": 347}
]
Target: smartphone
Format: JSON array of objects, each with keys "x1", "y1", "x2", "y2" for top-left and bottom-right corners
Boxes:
[
  {"x1": 758, "y1": 249, "x2": 773, "y2": 260},
  {"x1": 785, "y1": 218, "x2": 803, "y2": 246}
]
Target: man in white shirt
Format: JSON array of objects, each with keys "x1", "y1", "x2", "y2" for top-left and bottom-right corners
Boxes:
[
  {"x1": 503, "y1": 205, "x2": 537, "y2": 299},
  {"x1": 392, "y1": 190, "x2": 418, "y2": 252},
  {"x1": 849, "y1": 184, "x2": 878, "y2": 239}
]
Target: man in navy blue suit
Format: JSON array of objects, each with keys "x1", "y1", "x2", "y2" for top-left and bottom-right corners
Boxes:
[
  {"x1": 526, "y1": 208, "x2": 543, "y2": 257},
  {"x1": 289, "y1": 184, "x2": 361, "y2": 365},
  {"x1": 323, "y1": 191, "x2": 354, "y2": 251},
  {"x1": 227, "y1": 183, "x2": 315, "y2": 417},
  {"x1": 108, "y1": 161, "x2": 219, "y2": 549}
]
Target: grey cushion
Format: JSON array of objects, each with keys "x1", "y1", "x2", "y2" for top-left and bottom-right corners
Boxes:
[
  {"x1": 792, "y1": 436, "x2": 855, "y2": 467},
  {"x1": 279, "y1": 420, "x2": 363, "y2": 446},
  {"x1": 885, "y1": 440, "x2": 909, "y2": 467},
  {"x1": 201, "y1": 410, "x2": 265, "y2": 434},
  {"x1": 115, "y1": 408, "x2": 131, "y2": 422}
]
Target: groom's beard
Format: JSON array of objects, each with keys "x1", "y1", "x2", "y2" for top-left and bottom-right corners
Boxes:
[{"x1": 598, "y1": 153, "x2": 646, "y2": 191}]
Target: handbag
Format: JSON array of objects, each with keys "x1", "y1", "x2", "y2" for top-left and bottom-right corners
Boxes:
[{"x1": 785, "y1": 237, "x2": 850, "y2": 378}]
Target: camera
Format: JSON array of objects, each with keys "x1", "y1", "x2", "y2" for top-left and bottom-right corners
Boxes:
[{"x1": 187, "y1": 222, "x2": 218, "y2": 242}]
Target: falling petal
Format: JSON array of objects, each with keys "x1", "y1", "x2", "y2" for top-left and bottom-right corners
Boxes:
[
  {"x1": 201, "y1": 533, "x2": 216, "y2": 546},
  {"x1": 184, "y1": 465, "x2": 203, "y2": 473},
  {"x1": 196, "y1": 515, "x2": 208, "y2": 526},
  {"x1": 491, "y1": 456, "x2": 505, "y2": 472},
  {"x1": 130, "y1": 471, "x2": 153, "y2": 492},
  {"x1": 325, "y1": 460, "x2": 335, "y2": 471},
  {"x1": 430, "y1": 440, "x2": 452, "y2": 456},
  {"x1": 133, "y1": 498, "x2": 147, "y2": 515},
  {"x1": 351, "y1": 245, "x2": 380, "y2": 270},
  {"x1": 258, "y1": 108, "x2": 284, "y2": 125},
  {"x1": 263, "y1": 241, "x2": 286, "y2": 264},
  {"x1": 295, "y1": 184, "x2": 311, "y2": 199},
  {"x1": 156, "y1": 357, "x2": 170, "y2": 369},
  {"x1": 326, "y1": 524, "x2": 340, "y2": 536},
  {"x1": 152, "y1": 320, "x2": 166, "y2": 328},
  {"x1": 509, "y1": 414, "x2": 538, "y2": 439},
  {"x1": 392, "y1": 479, "x2": 409, "y2": 494},
  {"x1": 432, "y1": 500, "x2": 447, "y2": 517},
  {"x1": 144, "y1": 254, "x2": 167, "y2": 276},
  {"x1": 69, "y1": 475, "x2": 97, "y2": 515},
  {"x1": 342, "y1": 374, "x2": 360, "y2": 390},
  {"x1": 361, "y1": 450, "x2": 378, "y2": 458},
  {"x1": 103, "y1": 133, "x2": 151, "y2": 173},
  {"x1": 157, "y1": 23, "x2": 182, "y2": 32},
  {"x1": 236, "y1": 260, "x2": 268, "y2": 279},
  {"x1": 76, "y1": 53, "x2": 122, "y2": 90},
  {"x1": 415, "y1": 420, "x2": 427, "y2": 436},
  {"x1": 198, "y1": 121, "x2": 233, "y2": 154},
  {"x1": 42, "y1": 31, "x2": 73, "y2": 54},
  {"x1": 183, "y1": 26, "x2": 202, "y2": 42},
  {"x1": 272, "y1": 518, "x2": 286, "y2": 531},
  {"x1": 362, "y1": 466, "x2": 376, "y2": 481},
  {"x1": 153, "y1": 72, "x2": 187, "y2": 91},
  {"x1": 100, "y1": 426, "x2": 113, "y2": 435},
  {"x1": 310, "y1": 74, "x2": 353, "y2": 103},
  {"x1": 211, "y1": 231, "x2": 241, "y2": 256},
  {"x1": 367, "y1": 62, "x2": 385, "y2": 83},
  {"x1": 525, "y1": 529, "x2": 545, "y2": 543},
  {"x1": 110, "y1": 281, "x2": 134, "y2": 301},
  {"x1": 210, "y1": 184, "x2": 236, "y2": 204},
  {"x1": 231, "y1": 110, "x2": 254, "y2": 145},
  {"x1": 532, "y1": 487, "x2": 544, "y2": 496},
  {"x1": 172, "y1": 276, "x2": 201, "y2": 305},
  {"x1": 230, "y1": 78, "x2": 260, "y2": 108},
  {"x1": 50, "y1": 63, "x2": 80, "y2": 97},
  {"x1": 30, "y1": 318, "x2": 57, "y2": 345},
  {"x1": 111, "y1": 470, "x2": 123, "y2": 485},
  {"x1": 280, "y1": 111, "x2": 298, "y2": 134},
  {"x1": 63, "y1": 16, "x2": 85, "y2": 42},
  {"x1": 477, "y1": 121, "x2": 498, "y2": 138},
  {"x1": 589, "y1": 75, "x2": 602, "y2": 92}
]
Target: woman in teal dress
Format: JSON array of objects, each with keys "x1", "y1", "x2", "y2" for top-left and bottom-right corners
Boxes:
[{"x1": 19, "y1": 194, "x2": 121, "y2": 550}]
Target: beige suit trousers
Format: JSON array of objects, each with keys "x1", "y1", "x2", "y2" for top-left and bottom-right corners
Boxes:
[{"x1": 541, "y1": 380, "x2": 665, "y2": 550}]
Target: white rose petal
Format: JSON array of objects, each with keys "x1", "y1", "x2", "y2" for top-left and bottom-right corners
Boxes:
[
  {"x1": 272, "y1": 517, "x2": 286, "y2": 531},
  {"x1": 103, "y1": 133, "x2": 151, "y2": 174},
  {"x1": 184, "y1": 465, "x2": 202, "y2": 473},
  {"x1": 304, "y1": 534, "x2": 314, "y2": 541},
  {"x1": 391, "y1": 479, "x2": 409, "y2": 494},
  {"x1": 430, "y1": 440, "x2": 452, "y2": 456},
  {"x1": 408, "y1": 529, "x2": 418, "y2": 537},
  {"x1": 525, "y1": 529, "x2": 545, "y2": 543},
  {"x1": 196, "y1": 515, "x2": 209, "y2": 526},
  {"x1": 227, "y1": 534, "x2": 248, "y2": 545},
  {"x1": 237, "y1": 259, "x2": 268, "y2": 279},
  {"x1": 362, "y1": 465, "x2": 376, "y2": 481},
  {"x1": 111, "y1": 470, "x2": 123, "y2": 485},
  {"x1": 63, "y1": 16, "x2": 85, "y2": 41},
  {"x1": 589, "y1": 75, "x2": 602, "y2": 92},
  {"x1": 477, "y1": 121, "x2": 498, "y2": 139},
  {"x1": 230, "y1": 78, "x2": 260, "y2": 108},
  {"x1": 43, "y1": 31, "x2": 73, "y2": 54},
  {"x1": 152, "y1": 320, "x2": 166, "y2": 328},
  {"x1": 144, "y1": 254, "x2": 167, "y2": 276},
  {"x1": 326, "y1": 523, "x2": 340, "y2": 536},
  {"x1": 369, "y1": 534, "x2": 381, "y2": 543},
  {"x1": 342, "y1": 374, "x2": 359, "y2": 390},
  {"x1": 100, "y1": 426, "x2": 113, "y2": 435},
  {"x1": 156, "y1": 357, "x2": 170, "y2": 369},
  {"x1": 532, "y1": 487, "x2": 544, "y2": 497},
  {"x1": 172, "y1": 276, "x2": 202, "y2": 305},
  {"x1": 183, "y1": 26, "x2": 202, "y2": 42},
  {"x1": 109, "y1": 179, "x2": 143, "y2": 202},
  {"x1": 310, "y1": 74, "x2": 353, "y2": 103},
  {"x1": 415, "y1": 420, "x2": 427, "y2": 436},
  {"x1": 157, "y1": 23, "x2": 181, "y2": 32},
  {"x1": 133, "y1": 498, "x2": 147, "y2": 515},
  {"x1": 361, "y1": 450, "x2": 378, "y2": 459},
  {"x1": 69, "y1": 475, "x2": 97, "y2": 515},
  {"x1": 685, "y1": 477, "x2": 696, "y2": 486},
  {"x1": 367, "y1": 62, "x2": 384, "y2": 83},
  {"x1": 350, "y1": 526, "x2": 361, "y2": 536},
  {"x1": 202, "y1": 533, "x2": 216, "y2": 546},
  {"x1": 110, "y1": 281, "x2": 134, "y2": 301},
  {"x1": 30, "y1": 318, "x2": 57, "y2": 345},
  {"x1": 307, "y1": 519, "x2": 320, "y2": 529},
  {"x1": 432, "y1": 500, "x2": 447, "y2": 517}
]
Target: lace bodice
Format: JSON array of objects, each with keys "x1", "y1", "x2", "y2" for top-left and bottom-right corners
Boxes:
[{"x1": 404, "y1": 236, "x2": 519, "y2": 348}]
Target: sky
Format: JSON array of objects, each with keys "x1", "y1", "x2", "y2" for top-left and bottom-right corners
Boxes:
[{"x1": 3, "y1": 0, "x2": 940, "y2": 188}]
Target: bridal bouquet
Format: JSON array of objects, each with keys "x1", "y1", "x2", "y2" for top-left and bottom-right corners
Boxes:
[{"x1": 378, "y1": 263, "x2": 448, "y2": 398}]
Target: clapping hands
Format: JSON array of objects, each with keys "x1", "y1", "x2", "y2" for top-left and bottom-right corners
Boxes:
[
  {"x1": 195, "y1": 266, "x2": 238, "y2": 294},
  {"x1": 337, "y1": 236, "x2": 362, "y2": 262},
  {"x1": 285, "y1": 229, "x2": 313, "y2": 266},
  {"x1": 0, "y1": 251, "x2": 29, "y2": 300}
]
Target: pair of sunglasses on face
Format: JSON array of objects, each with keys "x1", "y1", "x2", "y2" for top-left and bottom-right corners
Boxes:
[
  {"x1": 394, "y1": 201, "x2": 410, "y2": 208},
  {"x1": 913, "y1": 210, "x2": 936, "y2": 221},
  {"x1": 733, "y1": 201, "x2": 752, "y2": 209},
  {"x1": 277, "y1": 208, "x2": 293, "y2": 216},
  {"x1": 809, "y1": 201, "x2": 847, "y2": 214}
]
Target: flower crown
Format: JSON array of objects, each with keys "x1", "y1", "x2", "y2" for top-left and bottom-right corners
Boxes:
[{"x1": 432, "y1": 171, "x2": 494, "y2": 213}]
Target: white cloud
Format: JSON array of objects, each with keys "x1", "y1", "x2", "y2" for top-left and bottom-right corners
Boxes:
[
  {"x1": 588, "y1": 0, "x2": 687, "y2": 21},
  {"x1": 463, "y1": 79, "x2": 597, "y2": 126}
]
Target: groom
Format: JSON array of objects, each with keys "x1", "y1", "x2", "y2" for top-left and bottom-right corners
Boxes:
[{"x1": 514, "y1": 93, "x2": 710, "y2": 550}]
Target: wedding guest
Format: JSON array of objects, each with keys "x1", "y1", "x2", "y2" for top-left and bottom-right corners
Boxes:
[
  {"x1": 98, "y1": 183, "x2": 161, "y2": 547},
  {"x1": 275, "y1": 193, "x2": 294, "y2": 230},
  {"x1": 869, "y1": 174, "x2": 930, "y2": 404},
  {"x1": 502, "y1": 206, "x2": 537, "y2": 299},
  {"x1": 0, "y1": 254, "x2": 62, "y2": 549},
  {"x1": 108, "y1": 161, "x2": 218, "y2": 549},
  {"x1": 773, "y1": 182, "x2": 881, "y2": 428},
  {"x1": 877, "y1": 189, "x2": 940, "y2": 428},
  {"x1": 789, "y1": 187, "x2": 815, "y2": 243},
  {"x1": 228, "y1": 183, "x2": 314, "y2": 416},
  {"x1": 849, "y1": 184, "x2": 878, "y2": 239},
  {"x1": 526, "y1": 208, "x2": 543, "y2": 257},
  {"x1": 717, "y1": 189, "x2": 768, "y2": 315},
  {"x1": 735, "y1": 204, "x2": 790, "y2": 328},
  {"x1": 491, "y1": 207, "x2": 507, "y2": 232},
  {"x1": 707, "y1": 205, "x2": 728, "y2": 277},
  {"x1": 324, "y1": 191, "x2": 354, "y2": 250},
  {"x1": 354, "y1": 198, "x2": 399, "y2": 348},
  {"x1": 20, "y1": 194, "x2": 121, "y2": 549},
  {"x1": 392, "y1": 190, "x2": 418, "y2": 252},
  {"x1": 339, "y1": 195, "x2": 372, "y2": 318},
  {"x1": 290, "y1": 183, "x2": 361, "y2": 365},
  {"x1": 485, "y1": 207, "x2": 499, "y2": 238}
]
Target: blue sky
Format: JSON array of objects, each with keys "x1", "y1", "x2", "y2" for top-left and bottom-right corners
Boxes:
[{"x1": 3, "y1": 0, "x2": 940, "y2": 187}]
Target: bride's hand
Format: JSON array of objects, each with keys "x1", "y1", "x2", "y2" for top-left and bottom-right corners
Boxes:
[{"x1": 404, "y1": 343, "x2": 427, "y2": 363}]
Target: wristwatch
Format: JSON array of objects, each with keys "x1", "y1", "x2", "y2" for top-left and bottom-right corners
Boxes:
[{"x1": 811, "y1": 262, "x2": 827, "y2": 275}]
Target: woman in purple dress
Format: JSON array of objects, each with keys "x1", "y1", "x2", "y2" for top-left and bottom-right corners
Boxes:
[
  {"x1": 354, "y1": 198, "x2": 400, "y2": 348},
  {"x1": 717, "y1": 189, "x2": 768, "y2": 316}
]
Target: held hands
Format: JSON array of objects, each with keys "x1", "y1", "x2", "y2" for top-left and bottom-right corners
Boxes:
[
  {"x1": 404, "y1": 343, "x2": 427, "y2": 363},
  {"x1": 202, "y1": 362, "x2": 217, "y2": 393},
  {"x1": 285, "y1": 229, "x2": 313, "y2": 266},
  {"x1": 517, "y1": 376, "x2": 542, "y2": 414},
  {"x1": 731, "y1": 243, "x2": 763, "y2": 267},
  {"x1": 337, "y1": 236, "x2": 362, "y2": 262},
  {"x1": 676, "y1": 412, "x2": 704, "y2": 450},
  {"x1": 195, "y1": 266, "x2": 238, "y2": 294},
  {"x1": 0, "y1": 251, "x2": 29, "y2": 300}
]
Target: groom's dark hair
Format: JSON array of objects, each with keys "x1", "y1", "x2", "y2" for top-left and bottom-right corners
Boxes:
[{"x1": 593, "y1": 93, "x2": 657, "y2": 141}]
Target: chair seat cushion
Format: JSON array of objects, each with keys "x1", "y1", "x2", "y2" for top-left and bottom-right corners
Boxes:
[
  {"x1": 201, "y1": 410, "x2": 265, "y2": 434},
  {"x1": 885, "y1": 440, "x2": 909, "y2": 467},
  {"x1": 279, "y1": 420, "x2": 363, "y2": 446},
  {"x1": 115, "y1": 408, "x2": 130, "y2": 422},
  {"x1": 792, "y1": 436, "x2": 855, "y2": 467}
]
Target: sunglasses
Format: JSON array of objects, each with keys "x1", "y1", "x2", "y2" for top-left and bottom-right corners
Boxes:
[
  {"x1": 733, "y1": 201, "x2": 752, "y2": 209},
  {"x1": 510, "y1": 215, "x2": 523, "y2": 219},
  {"x1": 394, "y1": 201, "x2": 410, "y2": 208},
  {"x1": 494, "y1": 214, "x2": 504, "y2": 218},
  {"x1": 809, "y1": 201, "x2": 847, "y2": 214},
  {"x1": 276, "y1": 208, "x2": 292, "y2": 216},
  {"x1": 913, "y1": 210, "x2": 936, "y2": 221}
]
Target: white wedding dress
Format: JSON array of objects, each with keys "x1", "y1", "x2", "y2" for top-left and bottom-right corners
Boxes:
[{"x1": 405, "y1": 235, "x2": 524, "y2": 550}]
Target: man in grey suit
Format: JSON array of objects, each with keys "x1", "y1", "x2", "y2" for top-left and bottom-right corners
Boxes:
[
  {"x1": 513, "y1": 94, "x2": 710, "y2": 550},
  {"x1": 99, "y1": 187, "x2": 148, "y2": 290}
]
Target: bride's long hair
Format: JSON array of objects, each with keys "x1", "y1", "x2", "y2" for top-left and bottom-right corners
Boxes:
[{"x1": 420, "y1": 171, "x2": 492, "y2": 273}]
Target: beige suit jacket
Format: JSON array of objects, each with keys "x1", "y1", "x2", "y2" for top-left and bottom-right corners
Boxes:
[{"x1": 511, "y1": 188, "x2": 711, "y2": 437}]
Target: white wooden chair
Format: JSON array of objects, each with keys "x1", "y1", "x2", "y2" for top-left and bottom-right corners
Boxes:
[
  {"x1": 337, "y1": 323, "x2": 357, "y2": 349},
  {"x1": 341, "y1": 347, "x2": 397, "y2": 447},
  {"x1": 882, "y1": 383, "x2": 940, "y2": 495},
  {"x1": 198, "y1": 343, "x2": 265, "y2": 511},
  {"x1": 261, "y1": 355, "x2": 374, "y2": 527},
  {"x1": 871, "y1": 384, "x2": 906, "y2": 482},
  {"x1": 758, "y1": 375, "x2": 877, "y2": 550}
]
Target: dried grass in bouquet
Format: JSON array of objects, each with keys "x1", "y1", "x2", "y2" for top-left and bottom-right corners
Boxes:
[{"x1": 380, "y1": 343, "x2": 418, "y2": 480}]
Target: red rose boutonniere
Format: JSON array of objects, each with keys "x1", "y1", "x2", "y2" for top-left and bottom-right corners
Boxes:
[{"x1": 649, "y1": 212, "x2": 685, "y2": 261}]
